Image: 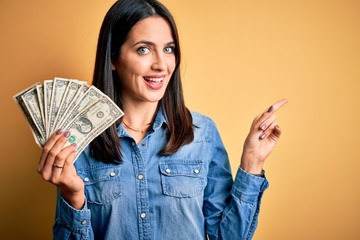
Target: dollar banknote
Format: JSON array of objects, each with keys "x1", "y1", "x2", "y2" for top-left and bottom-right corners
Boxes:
[
  {"x1": 13, "y1": 77, "x2": 124, "y2": 161},
  {"x1": 43, "y1": 80, "x2": 53, "y2": 135},
  {"x1": 13, "y1": 83, "x2": 46, "y2": 147},
  {"x1": 47, "y1": 78, "x2": 70, "y2": 137},
  {"x1": 21, "y1": 85, "x2": 47, "y2": 139},
  {"x1": 52, "y1": 80, "x2": 86, "y2": 132},
  {"x1": 36, "y1": 84, "x2": 45, "y2": 126},
  {"x1": 62, "y1": 94, "x2": 123, "y2": 159}
]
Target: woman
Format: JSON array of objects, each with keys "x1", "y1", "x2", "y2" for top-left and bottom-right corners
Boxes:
[{"x1": 38, "y1": 0, "x2": 287, "y2": 239}]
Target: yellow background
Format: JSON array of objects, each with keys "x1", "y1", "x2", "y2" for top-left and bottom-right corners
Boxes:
[{"x1": 1, "y1": 0, "x2": 359, "y2": 239}]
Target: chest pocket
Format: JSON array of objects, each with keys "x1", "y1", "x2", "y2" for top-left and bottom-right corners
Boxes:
[
  {"x1": 159, "y1": 160, "x2": 205, "y2": 198},
  {"x1": 77, "y1": 166, "x2": 121, "y2": 205}
]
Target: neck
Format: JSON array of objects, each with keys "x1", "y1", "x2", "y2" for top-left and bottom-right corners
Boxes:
[
  {"x1": 121, "y1": 101, "x2": 158, "y2": 131},
  {"x1": 122, "y1": 120, "x2": 152, "y2": 133}
]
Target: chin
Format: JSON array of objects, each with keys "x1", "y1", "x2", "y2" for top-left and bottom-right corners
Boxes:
[
  {"x1": 145, "y1": 92, "x2": 166, "y2": 103},
  {"x1": 146, "y1": 97, "x2": 164, "y2": 104}
]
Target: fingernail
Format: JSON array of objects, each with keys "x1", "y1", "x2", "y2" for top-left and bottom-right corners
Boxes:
[
  {"x1": 267, "y1": 106, "x2": 273, "y2": 113},
  {"x1": 260, "y1": 124, "x2": 267, "y2": 131},
  {"x1": 56, "y1": 129, "x2": 63, "y2": 135},
  {"x1": 260, "y1": 133, "x2": 267, "y2": 139},
  {"x1": 64, "y1": 131, "x2": 71, "y2": 138},
  {"x1": 71, "y1": 143, "x2": 77, "y2": 147}
]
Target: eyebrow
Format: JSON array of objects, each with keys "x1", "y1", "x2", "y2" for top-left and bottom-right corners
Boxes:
[{"x1": 132, "y1": 40, "x2": 175, "y2": 47}]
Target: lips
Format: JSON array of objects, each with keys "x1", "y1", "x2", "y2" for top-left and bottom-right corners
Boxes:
[{"x1": 143, "y1": 76, "x2": 165, "y2": 90}]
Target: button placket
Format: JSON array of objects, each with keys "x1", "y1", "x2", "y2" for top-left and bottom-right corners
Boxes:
[{"x1": 131, "y1": 138, "x2": 151, "y2": 238}]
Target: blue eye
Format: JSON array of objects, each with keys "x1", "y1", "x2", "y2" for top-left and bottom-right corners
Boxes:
[
  {"x1": 137, "y1": 47, "x2": 150, "y2": 55},
  {"x1": 164, "y1": 46, "x2": 175, "y2": 53}
]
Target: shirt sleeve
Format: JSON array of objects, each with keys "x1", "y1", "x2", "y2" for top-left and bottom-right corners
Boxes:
[
  {"x1": 203, "y1": 121, "x2": 269, "y2": 240},
  {"x1": 53, "y1": 189, "x2": 94, "y2": 240}
]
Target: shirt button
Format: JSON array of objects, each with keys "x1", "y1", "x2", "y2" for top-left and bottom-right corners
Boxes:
[
  {"x1": 137, "y1": 174, "x2": 144, "y2": 180},
  {"x1": 141, "y1": 142, "x2": 147, "y2": 147},
  {"x1": 81, "y1": 220, "x2": 87, "y2": 225},
  {"x1": 194, "y1": 169, "x2": 200, "y2": 174},
  {"x1": 83, "y1": 177, "x2": 89, "y2": 182},
  {"x1": 140, "y1": 213, "x2": 146, "y2": 219},
  {"x1": 109, "y1": 171, "x2": 116, "y2": 177},
  {"x1": 131, "y1": 142, "x2": 136, "y2": 147},
  {"x1": 165, "y1": 168, "x2": 171, "y2": 173}
]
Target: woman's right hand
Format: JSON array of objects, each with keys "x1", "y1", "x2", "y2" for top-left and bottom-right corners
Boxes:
[{"x1": 37, "y1": 129, "x2": 85, "y2": 210}]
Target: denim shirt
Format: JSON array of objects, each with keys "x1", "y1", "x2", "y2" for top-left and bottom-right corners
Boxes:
[{"x1": 53, "y1": 109, "x2": 269, "y2": 240}]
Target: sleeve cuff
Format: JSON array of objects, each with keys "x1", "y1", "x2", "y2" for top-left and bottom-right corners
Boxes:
[
  {"x1": 55, "y1": 194, "x2": 91, "y2": 231},
  {"x1": 250, "y1": 169, "x2": 265, "y2": 178},
  {"x1": 231, "y1": 167, "x2": 269, "y2": 204}
]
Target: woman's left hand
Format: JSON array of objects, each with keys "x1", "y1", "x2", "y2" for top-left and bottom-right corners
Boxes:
[{"x1": 240, "y1": 99, "x2": 288, "y2": 174}]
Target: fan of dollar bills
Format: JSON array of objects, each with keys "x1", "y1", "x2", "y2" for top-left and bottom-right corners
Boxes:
[{"x1": 13, "y1": 77, "x2": 124, "y2": 160}]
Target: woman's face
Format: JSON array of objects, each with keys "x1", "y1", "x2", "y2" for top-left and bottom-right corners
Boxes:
[{"x1": 113, "y1": 16, "x2": 176, "y2": 105}]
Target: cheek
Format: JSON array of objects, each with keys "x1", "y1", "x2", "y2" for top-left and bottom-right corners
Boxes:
[
  {"x1": 118, "y1": 60, "x2": 146, "y2": 81},
  {"x1": 168, "y1": 57, "x2": 176, "y2": 73}
]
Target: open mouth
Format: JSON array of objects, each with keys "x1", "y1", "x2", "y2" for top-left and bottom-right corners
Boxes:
[
  {"x1": 143, "y1": 76, "x2": 164, "y2": 83},
  {"x1": 143, "y1": 76, "x2": 165, "y2": 90}
]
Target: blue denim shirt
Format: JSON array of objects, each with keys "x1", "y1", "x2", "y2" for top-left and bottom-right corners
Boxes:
[{"x1": 53, "y1": 109, "x2": 269, "y2": 240}]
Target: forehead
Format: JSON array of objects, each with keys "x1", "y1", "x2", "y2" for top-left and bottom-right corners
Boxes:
[{"x1": 126, "y1": 16, "x2": 174, "y2": 43}]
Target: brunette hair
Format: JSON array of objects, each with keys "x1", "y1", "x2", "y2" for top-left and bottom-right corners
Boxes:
[{"x1": 90, "y1": 0, "x2": 194, "y2": 163}]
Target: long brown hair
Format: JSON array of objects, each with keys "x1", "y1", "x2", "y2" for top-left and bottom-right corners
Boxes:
[{"x1": 90, "y1": 0, "x2": 194, "y2": 163}]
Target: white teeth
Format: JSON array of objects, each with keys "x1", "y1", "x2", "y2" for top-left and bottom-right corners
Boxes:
[{"x1": 144, "y1": 77, "x2": 164, "y2": 83}]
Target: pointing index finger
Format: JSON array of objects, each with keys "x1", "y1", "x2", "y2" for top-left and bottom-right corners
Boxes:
[{"x1": 267, "y1": 99, "x2": 288, "y2": 113}]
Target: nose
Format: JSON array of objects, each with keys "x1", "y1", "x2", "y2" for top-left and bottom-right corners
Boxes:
[{"x1": 151, "y1": 52, "x2": 167, "y2": 71}]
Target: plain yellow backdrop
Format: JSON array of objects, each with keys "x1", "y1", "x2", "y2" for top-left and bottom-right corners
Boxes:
[{"x1": 1, "y1": 0, "x2": 359, "y2": 239}]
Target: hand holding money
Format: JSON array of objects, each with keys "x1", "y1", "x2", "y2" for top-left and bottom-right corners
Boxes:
[
  {"x1": 39, "y1": 129, "x2": 86, "y2": 209},
  {"x1": 13, "y1": 77, "x2": 124, "y2": 161}
]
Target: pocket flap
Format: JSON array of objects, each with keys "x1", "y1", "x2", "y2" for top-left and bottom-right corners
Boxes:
[
  {"x1": 78, "y1": 167, "x2": 121, "y2": 185},
  {"x1": 159, "y1": 162, "x2": 204, "y2": 177}
]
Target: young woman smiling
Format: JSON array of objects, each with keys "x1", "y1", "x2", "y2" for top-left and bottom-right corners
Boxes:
[{"x1": 37, "y1": 0, "x2": 287, "y2": 239}]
